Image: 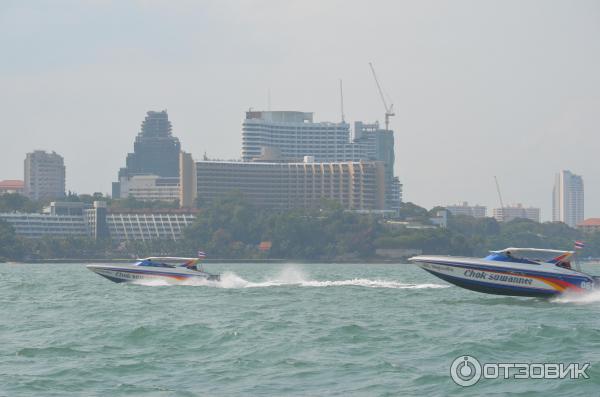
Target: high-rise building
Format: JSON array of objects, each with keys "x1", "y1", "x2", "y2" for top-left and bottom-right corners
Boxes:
[
  {"x1": 24, "y1": 150, "x2": 65, "y2": 201},
  {"x1": 445, "y1": 202, "x2": 487, "y2": 218},
  {"x1": 552, "y1": 170, "x2": 584, "y2": 227},
  {"x1": 113, "y1": 110, "x2": 181, "y2": 198},
  {"x1": 241, "y1": 111, "x2": 401, "y2": 209},
  {"x1": 492, "y1": 204, "x2": 540, "y2": 223}
]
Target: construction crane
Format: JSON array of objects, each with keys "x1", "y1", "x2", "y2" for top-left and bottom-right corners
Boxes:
[
  {"x1": 494, "y1": 176, "x2": 505, "y2": 221},
  {"x1": 369, "y1": 62, "x2": 395, "y2": 131},
  {"x1": 339, "y1": 79, "x2": 345, "y2": 123}
]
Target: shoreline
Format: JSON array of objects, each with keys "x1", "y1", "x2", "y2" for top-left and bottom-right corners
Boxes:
[{"x1": 4, "y1": 258, "x2": 413, "y2": 264}]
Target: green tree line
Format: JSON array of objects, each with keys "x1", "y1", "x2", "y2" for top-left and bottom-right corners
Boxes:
[{"x1": 1, "y1": 192, "x2": 600, "y2": 261}]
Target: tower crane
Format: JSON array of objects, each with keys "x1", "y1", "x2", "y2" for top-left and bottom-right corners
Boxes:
[{"x1": 369, "y1": 62, "x2": 395, "y2": 131}]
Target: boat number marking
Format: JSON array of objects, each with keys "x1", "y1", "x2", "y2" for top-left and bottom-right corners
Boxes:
[{"x1": 114, "y1": 271, "x2": 144, "y2": 280}]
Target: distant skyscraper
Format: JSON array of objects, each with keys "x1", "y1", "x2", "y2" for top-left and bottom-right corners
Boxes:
[
  {"x1": 241, "y1": 111, "x2": 401, "y2": 209},
  {"x1": 113, "y1": 110, "x2": 181, "y2": 198},
  {"x1": 552, "y1": 170, "x2": 584, "y2": 227},
  {"x1": 24, "y1": 150, "x2": 65, "y2": 201}
]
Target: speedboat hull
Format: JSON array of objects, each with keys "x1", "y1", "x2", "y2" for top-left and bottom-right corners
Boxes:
[
  {"x1": 410, "y1": 256, "x2": 596, "y2": 297},
  {"x1": 86, "y1": 264, "x2": 221, "y2": 284}
]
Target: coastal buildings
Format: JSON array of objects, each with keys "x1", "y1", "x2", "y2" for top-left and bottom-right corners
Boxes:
[
  {"x1": 113, "y1": 111, "x2": 181, "y2": 199},
  {"x1": 24, "y1": 151, "x2": 65, "y2": 201},
  {"x1": 106, "y1": 209, "x2": 195, "y2": 241},
  {"x1": 0, "y1": 180, "x2": 24, "y2": 195},
  {"x1": 0, "y1": 201, "x2": 195, "y2": 241},
  {"x1": 241, "y1": 111, "x2": 401, "y2": 210},
  {"x1": 553, "y1": 170, "x2": 584, "y2": 228},
  {"x1": 492, "y1": 204, "x2": 541, "y2": 223},
  {"x1": 181, "y1": 154, "x2": 386, "y2": 211},
  {"x1": 577, "y1": 218, "x2": 600, "y2": 233},
  {"x1": 118, "y1": 175, "x2": 180, "y2": 202},
  {"x1": 445, "y1": 202, "x2": 487, "y2": 218}
]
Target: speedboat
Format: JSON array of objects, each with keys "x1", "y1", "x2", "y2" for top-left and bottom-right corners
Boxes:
[
  {"x1": 87, "y1": 257, "x2": 220, "y2": 284},
  {"x1": 409, "y1": 248, "x2": 600, "y2": 297}
]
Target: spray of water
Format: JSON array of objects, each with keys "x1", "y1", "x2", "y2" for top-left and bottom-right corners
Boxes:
[
  {"x1": 551, "y1": 289, "x2": 600, "y2": 304},
  {"x1": 131, "y1": 265, "x2": 449, "y2": 290}
]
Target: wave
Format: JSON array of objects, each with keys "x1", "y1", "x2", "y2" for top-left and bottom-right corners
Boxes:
[
  {"x1": 131, "y1": 266, "x2": 449, "y2": 290},
  {"x1": 551, "y1": 290, "x2": 600, "y2": 304}
]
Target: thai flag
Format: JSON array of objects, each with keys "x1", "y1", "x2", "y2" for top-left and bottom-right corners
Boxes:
[
  {"x1": 574, "y1": 241, "x2": 585, "y2": 249},
  {"x1": 197, "y1": 250, "x2": 207, "y2": 258}
]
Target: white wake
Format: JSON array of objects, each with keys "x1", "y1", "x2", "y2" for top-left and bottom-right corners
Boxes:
[
  {"x1": 551, "y1": 290, "x2": 600, "y2": 304},
  {"x1": 132, "y1": 266, "x2": 448, "y2": 290}
]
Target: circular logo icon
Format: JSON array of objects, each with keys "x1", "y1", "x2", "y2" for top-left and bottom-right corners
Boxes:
[{"x1": 450, "y1": 355, "x2": 482, "y2": 387}]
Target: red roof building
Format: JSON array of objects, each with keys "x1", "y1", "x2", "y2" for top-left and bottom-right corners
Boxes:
[
  {"x1": 0, "y1": 180, "x2": 24, "y2": 195},
  {"x1": 577, "y1": 218, "x2": 600, "y2": 233}
]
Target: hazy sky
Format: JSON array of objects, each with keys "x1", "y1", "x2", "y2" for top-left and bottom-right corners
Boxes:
[{"x1": 1, "y1": 1, "x2": 599, "y2": 220}]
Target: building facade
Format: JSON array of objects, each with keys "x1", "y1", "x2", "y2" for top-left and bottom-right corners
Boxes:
[
  {"x1": 577, "y1": 218, "x2": 600, "y2": 233},
  {"x1": 0, "y1": 213, "x2": 89, "y2": 239},
  {"x1": 0, "y1": 201, "x2": 194, "y2": 241},
  {"x1": 106, "y1": 210, "x2": 195, "y2": 241},
  {"x1": 113, "y1": 110, "x2": 181, "y2": 198},
  {"x1": 553, "y1": 170, "x2": 584, "y2": 228},
  {"x1": 185, "y1": 157, "x2": 386, "y2": 211},
  {"x1": 492, "y1": 204, "x2": 541, "y2": 223},
  {"x1": 445, "y1": 202, "x2": 487, "y2": 218},
  {"x1": 241, "y1": 111, "x2": 401, "y2": 209},
  {"x1": 0, "y1": 180, "x2": 24, "y2": 195},
  {"x1": 24, "y1": 151, "x2": 65, "y2": 201},
  {"x1": 118, "y1": 175, "x2": 180, "y2": 202}
]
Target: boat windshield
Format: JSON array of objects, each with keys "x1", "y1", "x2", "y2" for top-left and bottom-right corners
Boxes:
[
  {"x1": 484, "y1": 253, "x2": 540, "y2": 265},
  {"x1": 136, "y1": 259, "x2": 175, "y2": 268}
]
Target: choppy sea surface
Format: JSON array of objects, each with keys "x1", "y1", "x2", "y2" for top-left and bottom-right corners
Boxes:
[{"x1": 1, "y1": 262, "x2": 599, "y2": 396}]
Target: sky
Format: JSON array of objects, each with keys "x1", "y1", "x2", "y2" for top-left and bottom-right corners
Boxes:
[{"x1": 1, "y1": 0, "x2": 599, "y2": 220}]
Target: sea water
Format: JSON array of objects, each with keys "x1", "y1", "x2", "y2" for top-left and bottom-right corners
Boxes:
[{"x1": 1, "y1": 262, "x2": 599, "y2": 396}]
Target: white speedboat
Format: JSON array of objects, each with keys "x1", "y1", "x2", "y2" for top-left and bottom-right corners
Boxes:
[
  {"x1": 409, "y1": 248, "x2": 600, "y2": 297},
  {"x1": 87, "y1": 257, "x2": 220, "y2": 284}
]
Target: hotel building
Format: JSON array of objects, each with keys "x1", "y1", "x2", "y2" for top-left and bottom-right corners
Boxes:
[
  {"x1": 241, "y1": 111, "x2": 401, "y2": 209},
  {"x1": 181, "y1": 154, "x2": 386, "y2": 211}
]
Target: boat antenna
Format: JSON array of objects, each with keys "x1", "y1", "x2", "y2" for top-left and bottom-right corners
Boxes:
[{"x1": 494, "y1": 176, "x2": 505, "y2": 221}]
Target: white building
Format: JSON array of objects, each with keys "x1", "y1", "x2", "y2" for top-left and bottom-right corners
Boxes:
[
  {"x1": 445, "y1": 202, "x2": 487, "y2": 218},
  {"x1": 0, "y1": 202, "x2": 195, "y2": 241},
  {"x1": 118, "y1": 175, "x2": 180, "y2": 202},
  {"x1": 0, "y1": 213, "x2": 89, "y2": 239},
  {"x1": 106, "y1": 210, "x2": 195, "y2": 241},
  {"x1": 493, "y1": 204, "x2": 540, "y2": 223},
  {"x1": 553, "y1": 170, "x2": 584, "y2": 228},
  {"x1": 24, "y1": 151, "x2": 65, "y2": 201}
]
